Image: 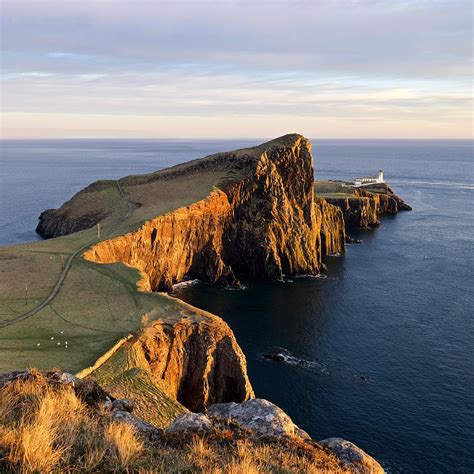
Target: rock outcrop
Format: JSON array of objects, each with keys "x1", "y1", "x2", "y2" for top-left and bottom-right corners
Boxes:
[
  {"x1": 166, "y1": 399, "x2": 384, "y2": 474},
  {"x1": 324, "y1": 184, "x2": 411, "y2": 230},
  {"x1": 325, "y1": 194, "x2": 380, "y2": 229},
  {"x1": 166, "y1": 412, "x2": 214, "y2": 434},
  {"x1": 36, "y1": 181, "x2": 116, "y2": 238},
  {"x1": 315, "y1": 197, "x2": 346, "y2": 255},
  {"x1": 208, "y1": 398, "x2": 311, "y2": 439},
  {"x1": 136, "y1": 316, "x2": 254, "y2": 412},
  {"x1": 319, "y1": 438, "x2": 384, "y2": 474},
  {"x1": 84, "y1": 135, "x2": 338, "y2": 291},
  {"x1": 86, "y1": 312, "x2": 254, "y2": 414},
  {"x1": 0, "y1": 370, "x2": 382, "y2": 473}
]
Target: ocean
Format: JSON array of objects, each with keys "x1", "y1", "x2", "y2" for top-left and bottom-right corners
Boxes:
[{"x1": 1, "y1": 138, "x2": 473, "y2": 472}]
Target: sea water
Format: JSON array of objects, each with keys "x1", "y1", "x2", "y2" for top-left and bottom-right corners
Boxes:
[{"x1": 1, "y1": 138, "x2": 473, "y2": 472}]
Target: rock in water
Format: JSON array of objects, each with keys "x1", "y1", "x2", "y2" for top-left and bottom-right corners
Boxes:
[
  {"x1": 262, "y1": 353, "x2": 286, "y2": 362},
  {"x1": 319, "y1": 437, "x2": 384, "y2": 473},
  {"x1": 208, "y1": 398, "x2": 310, "y2": 439}
]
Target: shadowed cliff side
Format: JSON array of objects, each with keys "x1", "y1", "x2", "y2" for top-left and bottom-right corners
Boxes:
[
  {"x1": 83, "y1": 134, "x2": 329, "y2": 291},
  {"x1": 315, "y1": 198, "x2": 346, "y2": 256},
  {"x1": 315, "y1": 180, "x2": 411, "y2": 230},
  {"x1": 81, "y1": 305, "x2": 254, "y2": 417}
]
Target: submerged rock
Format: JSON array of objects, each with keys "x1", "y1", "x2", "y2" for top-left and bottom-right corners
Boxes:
[
  {"x1": 208, "y1": 398, "x2": 310, "y2": 440},
  {"x1": 262, "y1": 353, "x2": 286, "y2": 362},
  {"x1": 346, "y1": 235, "x2": 363, "y2": 244}
]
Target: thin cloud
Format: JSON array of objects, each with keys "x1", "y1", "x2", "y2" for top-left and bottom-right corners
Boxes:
[{"x1": 1, "y1": 0, "x2": 471, "y2": 138}]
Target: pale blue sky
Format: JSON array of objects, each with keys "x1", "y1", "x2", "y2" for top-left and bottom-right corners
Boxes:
[{"x1": 1, "y1": 0, "x2": 472, "y2": 138}]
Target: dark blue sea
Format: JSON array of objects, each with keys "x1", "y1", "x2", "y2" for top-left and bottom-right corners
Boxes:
[{"x1": 1, "y1": 139, "x2": 473, "y2": 472}]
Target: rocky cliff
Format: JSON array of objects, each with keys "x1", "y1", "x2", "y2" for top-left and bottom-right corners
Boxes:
[
  {"x1": 36, "y1": 180, "x2": 118, "y2": 238},
  {"x1": 83, "y1": 309, "x2": 254, "y2": 416},
  {"x1": 315, "y1": 198, "x2": 346, "y2": 255},
  {"x1": 325, "y1": 194, "x2": 380, "y2": 229},
  {"x1": 21, "y1": 134, "x2": 401, "y2": 471},
  {"x1": 321, "y1": 183, "x2": 411, "y2": 230},
  {"x1": 83, "y1": 134, "x2": 340, "y2": 291}
]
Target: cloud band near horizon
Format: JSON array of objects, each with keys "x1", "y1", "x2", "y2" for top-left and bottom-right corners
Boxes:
[{"x1": 1, "y1": 0, "x2": 472, "y2": 139}]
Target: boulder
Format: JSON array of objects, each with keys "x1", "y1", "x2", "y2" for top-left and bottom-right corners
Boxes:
[
  {"x1": 112, "y1": 398, "x2": 134, "y2": 413},
  {"x1": 166, "y1": 412, "x2": 213, "y2": 434},
  {"x1": 59, "y1": 372, "x2": 79, "y2": 386},
  {"x1": 111, "y1": 410, "x2": 158, "y2": 435},
  {"x1": 208, "y1": 398, "x2": 310, "y2": 439},
  {"x1": 0, "y1": 370, "x2": 30, "y2": 389},
  {"x1": 318, "y1": 438, "x2": 384, "y2": 473}
]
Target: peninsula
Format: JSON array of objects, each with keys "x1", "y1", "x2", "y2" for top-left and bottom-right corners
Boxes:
[{"x1": 0, "y1": 134, "x2": 410, "y2": 472}]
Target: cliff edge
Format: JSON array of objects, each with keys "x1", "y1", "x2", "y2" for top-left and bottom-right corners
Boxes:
[
  {"x1": 14, "y1": 134, "x2": 412, "y2": 472},
  {"x1": 74, "y1": 134, "x2": 341, "y2": 291}
]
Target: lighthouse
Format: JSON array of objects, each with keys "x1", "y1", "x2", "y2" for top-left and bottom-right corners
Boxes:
[{"x1": 353, "y1": 170, "x2": 385, "y2": 187}]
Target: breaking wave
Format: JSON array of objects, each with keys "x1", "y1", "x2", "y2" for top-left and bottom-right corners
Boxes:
[{"x1": 171, "y1": 279, "x2": 200, "y2": 290}]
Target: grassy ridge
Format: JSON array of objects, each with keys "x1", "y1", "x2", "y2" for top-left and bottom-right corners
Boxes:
[{"x1": 0, "y1": 167, "x2": 228, "y2": 375}]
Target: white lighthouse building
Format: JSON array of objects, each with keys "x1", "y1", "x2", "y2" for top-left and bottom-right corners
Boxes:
[{"x1": 353, "y1": 170, "x2": 384, "y2": 187}]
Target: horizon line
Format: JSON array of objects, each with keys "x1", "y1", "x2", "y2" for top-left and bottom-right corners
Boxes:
[{"x1": 1, "y1": 136, "x2": 472, "y2": 141}]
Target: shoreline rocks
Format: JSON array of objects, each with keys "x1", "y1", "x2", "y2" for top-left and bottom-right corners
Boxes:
[{"x1": 319, "y1": 438, "x2": 384, "y2": 473}]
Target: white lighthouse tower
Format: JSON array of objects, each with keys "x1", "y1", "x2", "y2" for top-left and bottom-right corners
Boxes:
[{"x1": 353, "y1": 169, "x2": 385, "y2": 187}]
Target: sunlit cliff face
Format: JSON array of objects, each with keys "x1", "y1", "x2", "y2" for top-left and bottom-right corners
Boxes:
[{"x1": 83, "y1": 135, "x2": 329, "y2": 291}]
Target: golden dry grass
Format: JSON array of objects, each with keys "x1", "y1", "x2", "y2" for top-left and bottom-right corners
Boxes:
[
  {"x1": 0, "y1": 370, "x2": 143, "y2": 473},
  {"x1": 0, "y1": 371, "x2": 344, "y2": 473}
]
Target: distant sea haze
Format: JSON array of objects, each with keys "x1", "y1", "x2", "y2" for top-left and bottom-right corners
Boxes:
[{"x1": 1, "y1": 138, "x2": 473, "y2": 472}]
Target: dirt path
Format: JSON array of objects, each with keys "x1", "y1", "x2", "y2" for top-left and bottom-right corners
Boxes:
[{"x1": 0, "y1": 181, "x2": 133, "y2": 328}]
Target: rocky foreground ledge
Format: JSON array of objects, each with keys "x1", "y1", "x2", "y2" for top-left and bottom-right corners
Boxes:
[{"x1": 0, "y1": 370, "x2": 383, "y2": 473}]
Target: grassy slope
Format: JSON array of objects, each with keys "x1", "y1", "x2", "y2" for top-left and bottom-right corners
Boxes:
[
  {"x1": 0, "y1": 170, "x2": 229, "y2": 375},
  {"x1": 315, "y1": 179, "x2": 392, "y2": 199},
  {"x1": 314, "y1": 180, "x2": 358, "y2": 199},
  {"x1": 0, "y1": 137, "x2": 304, "y2": 423}
]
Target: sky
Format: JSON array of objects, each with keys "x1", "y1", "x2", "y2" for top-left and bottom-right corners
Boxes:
[{"x1": 1, "y1": 0, "x2": 472, "y2": 139}]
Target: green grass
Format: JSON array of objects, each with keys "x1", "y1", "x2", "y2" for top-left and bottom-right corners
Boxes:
[
  {"x1": 0, "y1": 168, "x2": 227, "y2": 375},
  {"x1": 314, "y1": 180, "x2": 358, "y2": 198},
  {"x1": 86, "y1": 344, "x2": 187, "y2": 428}
]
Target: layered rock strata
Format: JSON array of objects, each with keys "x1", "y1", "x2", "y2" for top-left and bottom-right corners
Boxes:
[
  {"x1": 324, "y1": 185, "x2": 411, "y2": 230},
  {"x1": 84, "y1": 135, "x2": 335, "y2": 291},
  {"x1": 133, "y1": 316, "x2": 254, "y2": 412},
  {"x1": 85, "y1": 313, "x2": 254, "y2": 414},
  {"x1": 315, "y1": 198, "x2": 346, "y2": 255}
]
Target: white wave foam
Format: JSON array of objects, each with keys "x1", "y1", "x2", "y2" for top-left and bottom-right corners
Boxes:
[
  {"x1": 172, "y1": 279, "x2": 200, "y2": 290},
  {"x1": 293, "y1": 273, "x2": 328, "y2": 280},
  {"x1": 262, "y1": 348, "x2": 328, "y2": 373},
  {"x1": 391, "y1": 179, "x2": 474, "y2": 190}
]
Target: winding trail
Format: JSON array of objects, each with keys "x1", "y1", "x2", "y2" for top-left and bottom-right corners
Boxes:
[{"x1": 0, "y1": 180, "x2": 133, "y2": 328}]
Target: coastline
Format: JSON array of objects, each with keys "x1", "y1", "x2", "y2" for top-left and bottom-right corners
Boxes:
[{"x1": 0, "y1": 135, "x2": 412, "y2": 472}]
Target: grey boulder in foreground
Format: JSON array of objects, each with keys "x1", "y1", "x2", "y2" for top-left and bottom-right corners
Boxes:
[
  {"x1": 208, "y1": 398, "x2": 311, "y2": 439},
  {"x1": 319, "y1": 437, "x2": 384, "y2": 473}
]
